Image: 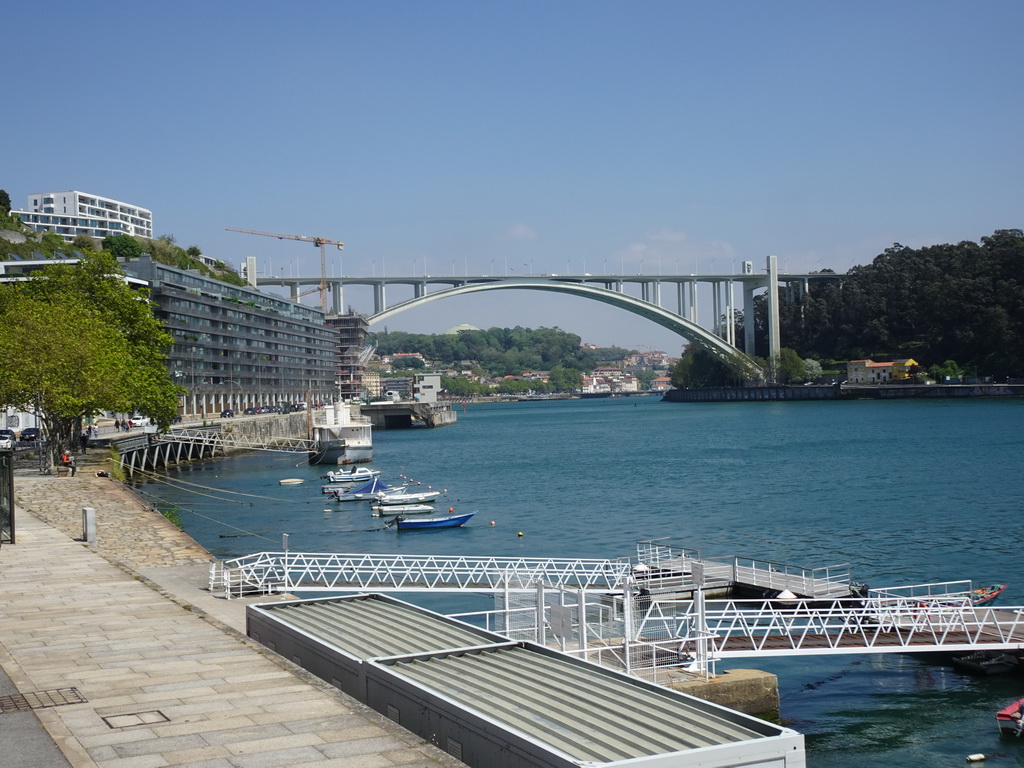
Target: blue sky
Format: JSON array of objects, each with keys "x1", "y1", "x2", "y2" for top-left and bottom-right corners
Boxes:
[{"x1": 6, "y1": 1, "x2": 1022, "y2": 353}]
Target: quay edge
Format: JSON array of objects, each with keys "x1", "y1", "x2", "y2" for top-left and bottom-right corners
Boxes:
[{"x1": 662, "y1": 383, "x2": 1024, "y2": 402}]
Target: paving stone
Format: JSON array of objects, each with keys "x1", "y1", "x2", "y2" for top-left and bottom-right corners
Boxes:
[{"x1": 2, "y1": 469, "x2": 467, "y2": 768}]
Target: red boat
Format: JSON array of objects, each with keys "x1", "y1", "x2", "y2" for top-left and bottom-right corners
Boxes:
[
  {"x1": 970, "y1": 584, "x2": 1007, "y2": 606},
  {"x1": 996, "y1": 697, "x2": 1024, "y2": 735}
]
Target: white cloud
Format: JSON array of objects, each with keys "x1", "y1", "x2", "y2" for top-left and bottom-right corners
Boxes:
[{"x1": 506, "y1": 224, "x2": 537, "y2": 240}]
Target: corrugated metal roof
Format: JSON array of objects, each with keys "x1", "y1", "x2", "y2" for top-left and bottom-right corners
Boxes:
[
  {"x1": 383, "y1": 644, "x2": 766, "y2": 763},
  {"x1": 255, "y1": 595, "x2": 499, "y2": 657}
]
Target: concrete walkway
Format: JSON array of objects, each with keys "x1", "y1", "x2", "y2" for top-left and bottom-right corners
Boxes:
[{"x1": 2, "y1": 466, "x2": 465, "y2": 768}]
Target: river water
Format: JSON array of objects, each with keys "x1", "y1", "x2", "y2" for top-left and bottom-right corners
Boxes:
[{"x1": 134, "y1": 396, "x2": 1024, "y2": 767}]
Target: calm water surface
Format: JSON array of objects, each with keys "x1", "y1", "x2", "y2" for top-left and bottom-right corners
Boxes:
[{"x1": 136, "y1": 396, "x2": 1024, "y2": 767}]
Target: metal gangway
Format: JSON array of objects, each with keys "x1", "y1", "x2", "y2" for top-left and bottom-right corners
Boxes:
[
  {"x1": 448, "y1": 579, "x2": 1024, "y2": 683},
  {"x1": 210, "y1": 551, "x2": 633, "y2": 598},
  {"x1": 619, "y1": 583, "x2": 1024, "y2": 678},
  {"x1": 210, "y1": 539, "x2": 857, "y2": 601},
  {"x1": 159, "y1": 427, "x2": 316, "y2": 453},
  {"x1": 634, "y1": 538, "x2": 855, "y2": 599}
]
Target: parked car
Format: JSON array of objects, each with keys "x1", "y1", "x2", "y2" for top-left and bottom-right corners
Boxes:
[
  {"x1": 0, "y1": 432, "x2": 13, "y2": 450},
  {"x1": 220, "y1": 409, "x2": 235, "y2": 418},
  {"x1": 20, "y1": 427, "x2": 41, "y2": 442}
]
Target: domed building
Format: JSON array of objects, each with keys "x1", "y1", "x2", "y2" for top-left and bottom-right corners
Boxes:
[{"x1": 441, "y1": 323, "x2": 480, "y2": 335}]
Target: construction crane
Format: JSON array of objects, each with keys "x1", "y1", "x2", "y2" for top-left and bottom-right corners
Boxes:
[{"x1": 227, "y1": 227, "x2": 344, "y2": 313}]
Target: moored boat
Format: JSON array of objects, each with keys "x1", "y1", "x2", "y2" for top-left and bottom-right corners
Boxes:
[
  {"x1": 309, "y1": 401, "x2": 373, "y2": 466},
  {"x1": 996, "y1": 697, "x2": 1024, "y2": 735},
  {"x1": 371, "y1": 504, "x2": 437, "y2": 517},
  {"x1": 327, "y1": 476, "x2": 400, "y2": 501},
  {"x1": 951, "y1": 650, "x2": 1019, "y2": 676},
  {"x1": 374, "y1": 489, "x2": 442, "y2": 505},
  {"x1": 321, "y1": 467, "x2": 380, "y2": 485},
  {"x1": 384, "y1": 511, "x2": 475, "y2": 530},
  {"x1": 970, "y1": 583, "x2": 1007, "y2": 606}
]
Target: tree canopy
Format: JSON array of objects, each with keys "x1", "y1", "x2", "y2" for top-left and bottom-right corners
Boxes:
[
  {"x1": 0, "y1": 252, "x2": 181, "y2": 461},
  {"x1": 764, "y1": 230, "x2": 1024, "y2": 378},
  {"x1": 370, "y1": 326, "x2": 635, "y2": 378}
]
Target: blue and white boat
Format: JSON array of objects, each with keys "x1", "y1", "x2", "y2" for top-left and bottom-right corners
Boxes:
[
  {"x1": 328, "y1": 476, "x2": 399, "y2": 501},
  {"x1": 321, "y1": 467, "x2": 380, "y2": 486},
  {"x1": 384, "y1": 512, "x2": 475, "y2": 530}
]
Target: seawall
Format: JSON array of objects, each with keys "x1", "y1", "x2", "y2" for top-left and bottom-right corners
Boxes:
[{"x1": 663, "y1": 383, "x2": 1024, "y2": 402}]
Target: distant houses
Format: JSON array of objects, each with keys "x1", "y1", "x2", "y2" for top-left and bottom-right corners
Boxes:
[{"x1": 846, "y1": 358, "x2": 920, "y2": 384}]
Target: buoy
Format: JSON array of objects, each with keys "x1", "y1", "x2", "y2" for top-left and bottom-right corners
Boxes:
[
  {"x1": 966, "y1": 754, "x2": 987, "y2": 762},
  {"x1": 449, "y1": 507, "x2": 454, "y2": 513},
  {"x1": 518, "y1": 531, "x2": 524, "y2": 537},
  {"x1": 490, "y1": 521, "x2": 496, "y2": 526}
]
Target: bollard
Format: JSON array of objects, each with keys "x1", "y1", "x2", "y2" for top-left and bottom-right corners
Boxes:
[{"x1": 82, "y1": 507, "x2": 96, "y2": 546}]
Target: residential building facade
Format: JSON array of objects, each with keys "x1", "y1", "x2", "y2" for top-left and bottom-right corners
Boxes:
[
  {"x1": 14, "y1": 190, "x2": 154, "y2": 242},
  {"x1": 121, "y1": 256, "x2": 338, "y2": 416},
  {"x1": 847, "y1": 358, "x2": 921, "y2": 384}
]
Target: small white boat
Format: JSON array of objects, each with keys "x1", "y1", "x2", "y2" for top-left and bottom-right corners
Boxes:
[
  {"x1": 279, "y1": 478, "x2": 304, "y2": 486},
  {"x1": 328, "y1": 476, "x2": 403, "y2": 501},
  {"x1": 374, "y1": 489, "x2": 442, "y2": 505},
  {"x1": 321, "y1": 467, "x2": 381, "y2": 485},
  {"x1": 371, "y1": 504, "x2": 437, "y2": 517}
]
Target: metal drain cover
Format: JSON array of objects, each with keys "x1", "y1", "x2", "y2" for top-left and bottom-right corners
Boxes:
[
  {"x1": 0, "y1": 688, "x2": 87, "y2": 713},
  {"x1": 103, "y1": 710, "x2": 169, "y2": 728}
]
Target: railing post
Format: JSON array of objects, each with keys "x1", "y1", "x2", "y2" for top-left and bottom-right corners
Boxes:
[
  {"x1": 623, "y1": 579, "x2": 634, "y2": 675},
  {"x1": 695, "y1": 588, "x2": 709, "y2": 679},
  {"x1": 81, "y1": 507, "x2": 96, "y2": 546},
  {"x1": 535, "y1": 580, "x2": 546, "y2": 645}
]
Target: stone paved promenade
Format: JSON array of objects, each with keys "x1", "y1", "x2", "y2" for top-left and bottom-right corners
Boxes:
[{"x1": 1, "y1": 461, "x2": 464, "y2": 768}]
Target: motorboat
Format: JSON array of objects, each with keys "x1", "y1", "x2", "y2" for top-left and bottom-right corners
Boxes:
[
  {"x1": 951, "y1": 650, "x2": 1019, "y2": 676},
  {"x1": 384, "y1": 512, "x2": 475, "y2": 530},
  {"x1": 321, "y1": 467, "x2": 380, "y2": 485},
  {"x1": 371, "y1": 504, "x2": 437, "y2": 517},
  {"x1": 996, "y1": 697, "x2": 1024, "y2": 735},
  {"x1": 327, "y1": 476, "x2": 401, "y2": 502},
  {"x1": 374, "y1": 489, "x2": 442, "y2": 505},
  {"x1": 969, "y1": 584, "x2": 1007, "y2": 606}
]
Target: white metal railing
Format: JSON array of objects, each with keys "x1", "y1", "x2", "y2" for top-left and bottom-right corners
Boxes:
[
  {"x1": 870, "y1": 580, "x2": 973, "y2": 601},
  {"x1": 640, "y1": 596, "x2": 1024, "y2": 660},
  {"x1": 631, "y1": 539, "x2": 852, "y2": 598},
  {"x1": 160, "y1": 429, "x2": 316, "y2": 453},
  {"x1": 729, "y1": 557, "x2": 852, "y2": 598},
  {"x1": 211, "y1": 552, "x2": 632, "y2": 598},
  {"x1": 401, "y1": 580, "x2": 1024, "y2": 685}
]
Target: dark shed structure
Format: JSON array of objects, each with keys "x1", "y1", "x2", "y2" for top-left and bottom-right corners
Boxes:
[{"x1": 247, "y1": 594, "x2": 805, "y2": 768}]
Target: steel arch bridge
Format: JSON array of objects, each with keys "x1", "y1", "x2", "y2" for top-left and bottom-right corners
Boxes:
[{"x1": 369, "y1": 278, "x2": 765, "y2": 380}]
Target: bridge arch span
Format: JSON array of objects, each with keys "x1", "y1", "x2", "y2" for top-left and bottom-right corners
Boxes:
[{"x1": 368, "y1": 278, "x2": 764, "y2": 380}]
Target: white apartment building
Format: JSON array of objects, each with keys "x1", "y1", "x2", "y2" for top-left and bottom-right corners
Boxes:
[{"x1": 14, "y1": 190, "x2": 153, "y2": 242}]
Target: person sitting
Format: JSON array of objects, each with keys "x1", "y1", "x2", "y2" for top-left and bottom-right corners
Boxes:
[{"x1": 60, "y1": 450, "x2": 76, "y2": 477}]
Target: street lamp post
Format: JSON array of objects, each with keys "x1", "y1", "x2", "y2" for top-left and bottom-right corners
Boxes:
[{"x1": 223, "y1": 378, "x2": 243, "y2": 412}]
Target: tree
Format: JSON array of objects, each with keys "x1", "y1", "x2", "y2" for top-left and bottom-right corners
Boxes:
[
  {"x1": 103, "y1": 234, "x2": 143, "y2": 260},
  {"x1": 548, "y1": 366, "x2": 582, "y2": 391},
  {"x1": 929, "y1": 359, "x2": 961, "y2": 382},
  {"x1": 777, "y1": 348, "x2": 807, "y2": 384},
  {"x1": 72, "y1": 233, "x2": 99, "y2": 252},
  {"x1": 670, "y1": 348, "x2": 737, "y2": 388},
  {"x1": 0, "y1": 189, "x2": 11, "y2": 215},
  {"x1": 0, "y1": 252, "x2": 181, "y2": 465},
  {"x1": 804, "y1": 358, "x2": 823, "y2": 382}
]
